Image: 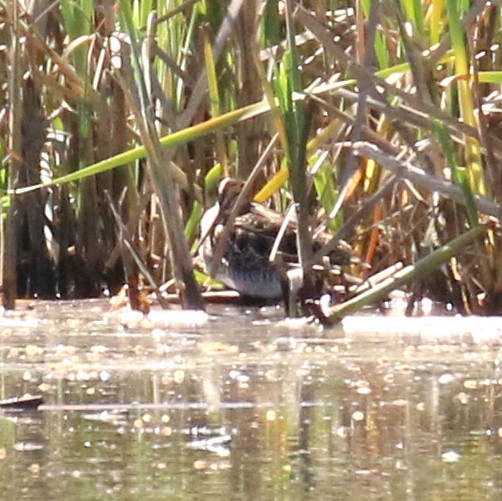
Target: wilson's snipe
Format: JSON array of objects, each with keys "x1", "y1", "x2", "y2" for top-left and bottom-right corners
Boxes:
[{"x1": 200, "y1": 178, "x2": 352, "y2": 301}]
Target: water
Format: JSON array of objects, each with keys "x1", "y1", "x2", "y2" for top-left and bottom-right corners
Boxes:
[{"x1": 0, "y1": 300, "x2": 501, "y2": 500}]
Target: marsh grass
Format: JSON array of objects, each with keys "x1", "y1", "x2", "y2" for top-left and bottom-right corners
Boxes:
[{"x1": 1, "y1": 0, "x2": 502, "y2": 318}]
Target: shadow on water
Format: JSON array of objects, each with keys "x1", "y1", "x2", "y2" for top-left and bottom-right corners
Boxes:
[{"x1": 0, "y1": 300, "x2": 501, "y2": 500}]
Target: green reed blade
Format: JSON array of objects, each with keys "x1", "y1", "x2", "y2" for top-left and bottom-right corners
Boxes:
[{"x1": 432, "y1": 119, "x2": 479, "y2": 229}]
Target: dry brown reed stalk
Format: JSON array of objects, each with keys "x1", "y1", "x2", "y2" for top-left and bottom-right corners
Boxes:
[
  {"x1": 117, "y1": 4, "x2": 204, "y2": 310},
  {"x1": 234, "y1": 2, "x2": 264, "y2": 179},
  {"x1": 2, "y1": 0, "x2": 22, "y2": 308}
]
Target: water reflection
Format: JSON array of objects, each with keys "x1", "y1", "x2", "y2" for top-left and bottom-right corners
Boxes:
[{"x1": 0, "y1": 301, "x2": 501, "y2": 500}]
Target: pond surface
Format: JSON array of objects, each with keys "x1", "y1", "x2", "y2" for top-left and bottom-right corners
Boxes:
[{"x1": 0, "y1": 300, "x2": 501, "y2": 500}]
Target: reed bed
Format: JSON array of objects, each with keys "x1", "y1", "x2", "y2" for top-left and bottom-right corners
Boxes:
[{"x1": 1, "y1": 0, "x2": 502, "y2": 319}]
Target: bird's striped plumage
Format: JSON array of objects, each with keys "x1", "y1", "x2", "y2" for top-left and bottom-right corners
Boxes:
[{"x1": 200, "y1": 178, "x2": 351, "y2": 300}]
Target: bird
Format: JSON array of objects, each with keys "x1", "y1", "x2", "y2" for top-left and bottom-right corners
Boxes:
[{"x1": 199, "y1": 178, "x2": 353, "y2": 304}]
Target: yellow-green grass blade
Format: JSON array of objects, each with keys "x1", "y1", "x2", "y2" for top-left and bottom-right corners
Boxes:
[
  {"x1": 446, "y1": 0, "x2": 485, "y2": 195},
  {"x1": 203, "y1": 24, "x2": 228, "y2": 173},
  {"x1": 9, "y1": 100, "x2": 271, "y2": 196},
  {"x1": 429, "y1": 0, "x2": 444, "y2": 46}
]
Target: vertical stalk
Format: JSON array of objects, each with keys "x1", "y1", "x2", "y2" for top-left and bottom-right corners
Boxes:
[
  {"x1": 282, "y1": 0, "x2": 314, "y2": 309},
  {"x1": 201, "y1": 23, "x2": 228, "y2": 174},
  {"x1": 3, "y1": 0, "x2": 23, "y2": 309},
  {"x1": 446, "y1": 0, "x2": 486, "y2": 196},
  {"x1": 119, "y1": 2, "x2": 204, "y2": 310}
]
